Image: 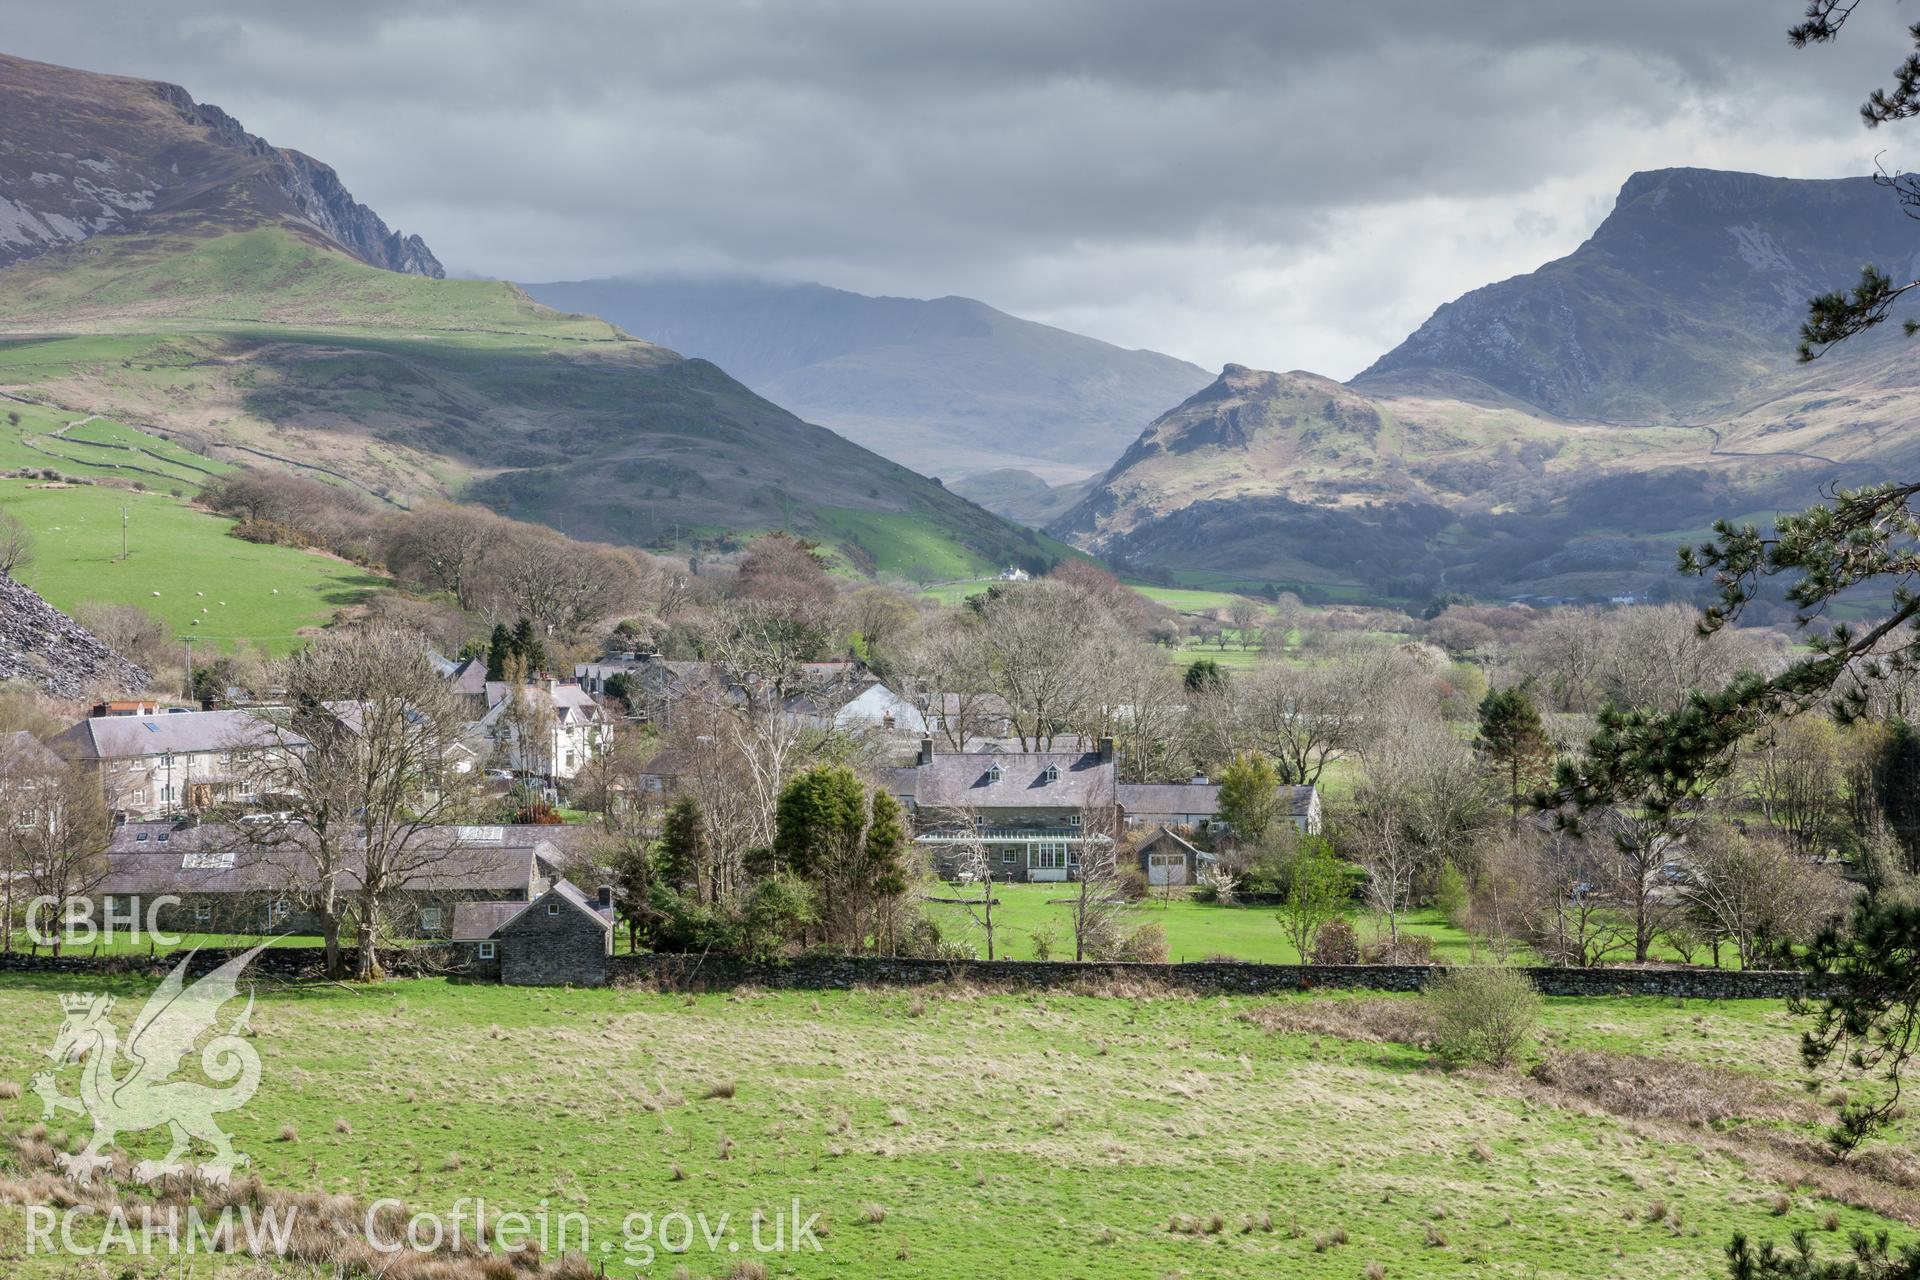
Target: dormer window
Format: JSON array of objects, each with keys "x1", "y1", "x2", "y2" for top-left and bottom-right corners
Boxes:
[
  {"x1": 1042, "y1": 765, "x2": 1060, "y2": 783},
  {"x1": 985, "y1": 764, "x2": 1002, "y2": 783}
]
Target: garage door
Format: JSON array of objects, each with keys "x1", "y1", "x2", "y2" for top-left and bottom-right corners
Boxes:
[{"x1": 1146, "y1": 852, "x2": 1187, "y2": 886}]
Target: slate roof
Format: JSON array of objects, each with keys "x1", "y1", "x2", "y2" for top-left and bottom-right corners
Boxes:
[
  {"x1": 481, "y1": 682, "x2": 613, "y2": 726},
  {"x1": 1136, "y1": 825, "x2": 1214, "y2": 862},
  {"x1": 2, "y1": 730, "x2": 62, "y2": 772},
  {"x1": 1117, "y1": 783, "x2": 1223, "y2": 816},
  {"x1": 883, "y1": 750, "x2": 1116, "y2": 810},
  {"x1": 492, "y1": 878, "x2": 615, "y2": 937},
  {"x1": 451, "y1": 898, "x2": 528, "y2": 941},
  {"x1": 52, "y1": 709, "x2": 306, "y2": 761},
  {"x1": 99, "y1": 822, "x2": 547, "y2": 896}
]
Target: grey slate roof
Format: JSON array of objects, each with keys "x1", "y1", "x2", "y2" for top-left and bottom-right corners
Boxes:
[
  {"x1": 100, "y1": 822, "x2": 547, "y2": 896},
  {"x1": 53, "y1": 709, "x2": 306, "y2": 761},
  {"x1": 3, "y1": 730, "x2": 62, "y2": 772},
  {"x1": 883, "y1": 750, "x2": 1116, "y2": 810},
  {"x1": 492, "y1": 878, "x2": 615, "y2": 937},
  {"x1": 1117, "y1": 783, "x2": 1223, "y2": 816},
  {"x1": 452, "y1": 899, "x2": 529, "y2": 940}
]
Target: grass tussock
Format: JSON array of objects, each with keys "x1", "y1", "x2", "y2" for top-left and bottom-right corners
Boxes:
[
  {"x1": 0, "y1": 1125, "x2": 591, "y2": 1278},
  {"x1": 1239, "y1": 997, "x2": 1434, "y2": 1047},
  {"x1": 0, "y1": 1081, "x2": 20, "y2": 1101},
  {"x1": 703, "y1": 1079, "x2": 737, "y2": 1100},
  {"x1": 1527, "y1": 1050, "x2": 1822, "y2": 1128}
]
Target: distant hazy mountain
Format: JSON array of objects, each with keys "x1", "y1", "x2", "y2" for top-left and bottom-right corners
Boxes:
[
  {"x1": 519, "y1": 277, "x2": 1213, "y2": 480},
  {"x1": 0, "y1": 52, "x2": 440, "y2": 275},
  {"x1": 1057, "y1": 168, "x2": 1920, "y2": 601},
  {"x1": 950, "y1": 468, "x2": 1097, "y2": 527},
  {"x1": 1354, "y1": 167, "x2": 1920, "y2": 421}
]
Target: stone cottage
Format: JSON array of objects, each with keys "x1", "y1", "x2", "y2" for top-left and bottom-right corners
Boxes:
[{"x1": 454, "y1": 879, "x2": 614, "y2": 986}]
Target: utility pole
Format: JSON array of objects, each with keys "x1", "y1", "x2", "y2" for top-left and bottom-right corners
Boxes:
[
  {"x1": 181, "y1": 636, "x2": 195, "y2": 704},
  {"x1": 119, "y1": 506, "x2": 129, "y2": 561}
]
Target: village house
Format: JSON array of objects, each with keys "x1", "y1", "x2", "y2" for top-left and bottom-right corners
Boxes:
[
  {"x1": 1, "y1": 730, "x2": 65, "y2": 832},
  {"x1": 882, "y1": 737, "x2": 1307, "y2": 882},
  {"x1": 1117, "y1": 780, "x2": 1321, "y2": 836},
  {"x1": 95, "y1": 821, "x2": 577, "y2": 937},
  {"x1": 574, "y1": 653, "x2": 725, "y2": 727},
  {"x1": 830, "y1": 684, "x2": 1015, "y2": 746},
  {"x1": 51, "y1": 708, "x2": 309, "y2": 820},
  {"x1": 453, "y1": 879, "x2": 615, "y2": 986},
  {"x1": 882, "y1": 737, "x2": 1123, "y2": 882},
  {"x1": 474, "y1": 679, "x2": 615, "y2": 781}
]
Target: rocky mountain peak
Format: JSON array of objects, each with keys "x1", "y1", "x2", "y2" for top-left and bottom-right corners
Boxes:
[
  {"x1": 1354, "y1": 166, "x2": 1920, "y2": 421},
  {"x1": 0, "y1": 52, "x2": 442, "y2": 277}
]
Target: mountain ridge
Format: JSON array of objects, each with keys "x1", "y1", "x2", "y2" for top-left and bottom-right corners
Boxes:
[
  {"x1": 520, "y1": 276, "x2": 1213, "y2": 482},
  {"x1": 1056, "y1": 166, "x2": 1920, "y2": 600},
  {"x1": 0, "y1": 51, "x2": 441, "y2": 276},
  {"x1": 0, "y1": 53, "x2": 1067, "y2": 582},
  {"x1": 1353, "y1": 166, "x2": 1920, "y2": 421}
]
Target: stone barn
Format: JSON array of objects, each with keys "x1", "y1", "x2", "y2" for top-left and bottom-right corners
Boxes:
[{"x1": 482, "y1": 880, "x2": 615, "y2": 986}]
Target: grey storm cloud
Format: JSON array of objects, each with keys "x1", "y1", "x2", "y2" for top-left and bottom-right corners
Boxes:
[{"x1": 3, "y1": 0, "x2": 1915, "y2": 376}]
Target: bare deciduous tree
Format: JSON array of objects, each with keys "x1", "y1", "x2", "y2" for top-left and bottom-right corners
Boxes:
[
  {"x1": 254, "y1": 624, "x2": 480, "y2": 980},
  {"x1": 1681, "y1": 820, "x2": 1851, "y2": 969},
  {"x1": 381, "y1": 505, "x2": 502, "y2": 611},
  {"x1": 15, "y1": 763, "x2": 110, "y2": 955},
  {"x1": 974, "y1": 579, "x2": 1119, "y2": 751},
  {"x1": 0, "y1": 510, "x2": 34, "y2": 578}
]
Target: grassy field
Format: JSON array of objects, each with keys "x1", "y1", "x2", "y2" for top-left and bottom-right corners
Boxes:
[
  {"x1": 925, "y1": 887, "x2": 1490, "y2": 963},
  {"x1": 0, "y1": 975, "x2": 1908, "y2": 1278},
  {"x1": 0, "y1": 400, "x2": 228, "y2": 493},
  {"x1": 924, "y1": 885, "x2": 1716, "y2": 967},
  {"x1": 0, "y1": 478, "x2": 385, "y2": 654}
]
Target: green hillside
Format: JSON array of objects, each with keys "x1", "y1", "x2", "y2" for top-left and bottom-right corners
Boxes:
[
  {"x1": 0, "y1": 479, "x2": 383, "y2": 655},
  {"x1": 0, "y1": 225, "x2": 1067, "y2": 579}
]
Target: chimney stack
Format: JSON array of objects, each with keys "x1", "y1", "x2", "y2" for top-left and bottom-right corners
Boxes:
[
  {"x1": 596, "y1": 884, "x2": 614, "y2": 911},
  {"x1": 917, "y1": 737, "x2": 934, "y2": 766},
  {"x1": 1098, "y1": 736, "x2": 1115, "y2": 763}
]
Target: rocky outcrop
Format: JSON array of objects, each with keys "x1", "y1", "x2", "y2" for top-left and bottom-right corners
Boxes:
[
  {"x1": 270, "y1": 149, "x2": 443, "y2": 277},
  {"x1": 0, "y1": 576, "x2": 150, "y2": 700},
  {"x1": 1353, "y1": 167, "x2": 1920, "y2": 420},
  {"x1": 0, "y1": 52, "x2": 441, "y2": 277}
]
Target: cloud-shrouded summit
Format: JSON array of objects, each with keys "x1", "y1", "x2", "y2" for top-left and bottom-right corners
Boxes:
[{"x1": 3, "y1": 1, "x2": 1916, "y2": 377}]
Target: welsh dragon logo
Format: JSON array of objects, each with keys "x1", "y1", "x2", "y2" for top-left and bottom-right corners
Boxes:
[{"x1": 29, "y1": 945, "x2": 268, "y2": 1184}]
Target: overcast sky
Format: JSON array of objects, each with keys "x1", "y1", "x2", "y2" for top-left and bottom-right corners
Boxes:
[{"x1": 5, "y1": 1, "x2": 1915, "y2": 377}]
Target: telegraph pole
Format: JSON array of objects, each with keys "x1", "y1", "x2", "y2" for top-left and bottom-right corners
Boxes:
[
  {"x1": 119, "y1": 506, "x2": 129, "y2": 561},
  {"x1": 181, "y1": 636, "x2": 195, "y2": 704}
]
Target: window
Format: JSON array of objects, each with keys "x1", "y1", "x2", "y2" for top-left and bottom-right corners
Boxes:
[
  {"x1": 547, "y1": 901, "x2": 560, "y2": 915},
  {"x1": 1042, "y1": 764, "x2": 1059, "y2": 783},
  {"x1": 269, "y1": 900, "x2": 289, "y2": 925},
  {"x1": 1029, "y1": 842, "x2": 1069, "y2": 870},
  {"x1": 195, "y1": 903, "x2": 211, "y2": 925},
  {"x1": 157, "y1": 831, "x2": 169, "y2": 843},
  {"x1": 420, "y1": 907, "x2": 444, "y2": 933},
  {"x1": 136, "y1": 832, "x2": 149, "y2": 842},
  {"x1": 1069, "y1": 814, "x2": 1081, "y2": 828},
  {"x1": 479, "y1": 941, "x2": 496, "y2": 959},
  {"x1": 985, "y1": 764, "x2": 1002, "y2": 783},
  {"x1": 1001, "y1": 849, "x2": 1017, "y2": 865}
]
